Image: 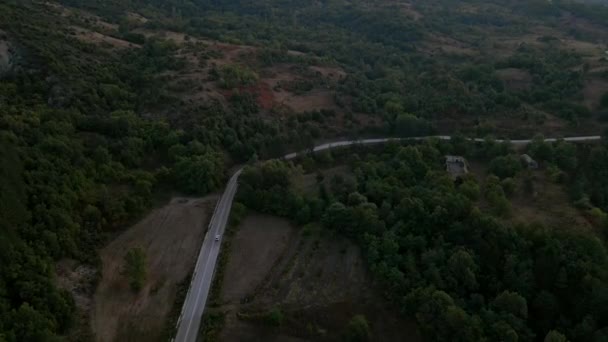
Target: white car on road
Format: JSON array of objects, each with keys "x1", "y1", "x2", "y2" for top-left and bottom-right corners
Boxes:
[{"x1": 214, "y1": 234, "x2": 221, "y2": 242}]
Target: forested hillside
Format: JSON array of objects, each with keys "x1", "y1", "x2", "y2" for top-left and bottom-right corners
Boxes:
[
  {"x1": 0, "y1": 0, "x2": 607, "y2": 340},
  {"x1": 237, "y1": 137, "x2": 608, "y2": 341}
]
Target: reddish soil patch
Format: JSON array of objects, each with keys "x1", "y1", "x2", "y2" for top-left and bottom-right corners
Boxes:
[
  {"x1": 142, "y1": 31, "x2": 256, "y2": 64},
  {"x1": 309, "y1": 65, "x2": 346, "y2": 81},
  {"x1": 255, "y1": 82, "x2": 275, "y2": 109},
  {"x1": 274, "y1": 89, "x2": 337, "y2": 113},
  {"x1": 133, "y1": 29, "x2": 191, "y2": 45},
  {"x1": 220, "y1": 81, "x2": 276, "y2": 110}
]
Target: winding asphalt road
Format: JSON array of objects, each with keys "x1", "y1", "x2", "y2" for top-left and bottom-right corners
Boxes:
[{"x1": 173, "y1": 134, "x2": 602, "y2": 342}]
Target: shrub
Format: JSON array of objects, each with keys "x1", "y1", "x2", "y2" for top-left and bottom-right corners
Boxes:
[
  {"x1": 345, "y1": 315, "x2": 370, "y2": 342},
  {"x1": 266, "y1": 308, "x2": 284, "y2": 326},
  {"x1": 489, "y1": 155, "x2": 522, "y2": 179},
  {"x1": 123, "y1": 247, "x2": 147, "y2": 292}
]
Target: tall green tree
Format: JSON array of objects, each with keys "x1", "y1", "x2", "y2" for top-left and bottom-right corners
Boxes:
[{"x1": 123, "y1": 247, "x2": 147, "y2": 292}]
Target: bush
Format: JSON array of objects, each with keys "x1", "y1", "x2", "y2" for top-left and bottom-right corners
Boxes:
[
  {"x1": 345, "y1": 315, "x2": 370, "y2": 342},
  {"x1": 601, "y1": 91, "x2": 608, "y2": 108},
  {"x1": 266, "y1": 308, "x2": 284, "y2": 326},
  {"x1": 218, "y1": 64, "x2": 258, "y2": 89},
  {"x1": 394, "y1": 113, "x2": 432, "y2": 137},
  {"x1": 229, "y1": 202, "x2": 247, "y2": 226},
  {"x1": 459, "y1": 180, "x2": 480, "y2": 200},
  {"x1": 123, "y1": 247, "x2": 147, "y2": 292},
  {"x1": 501, "y1": 178, "x2": 517, "y2": 197},
  {"x1": 489, "y1": 155, "x2": 522, "y2": 179},
  {"x1": 544, "y1": 330, "x2": 567, "y2": 342}
]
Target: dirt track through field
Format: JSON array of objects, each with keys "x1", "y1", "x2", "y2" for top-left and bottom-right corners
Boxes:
[{"x1": 92, "y1": 196, "x2": 217, "y2": 342}]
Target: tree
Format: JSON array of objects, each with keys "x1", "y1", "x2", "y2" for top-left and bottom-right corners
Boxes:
[
  {"x1": 8, "y1": 303, "x2": 60, "y2": 342},
  {"x1": 266, "y1": 307, "x2": 283, "y2": 326},
  {"x1": 484, "y1": 176, "x2": 512, "y2": 217},
  {"x1": 554, "y1": 140, "x2": 577, "y2": 172},
  {"x1": 394, "y1": 113, "x2": 431, "y2": 137},
  {"x1": 459, "y1": 180, "x2": 480, "y2": 200},
  {"x1": 295, "y1": 205, "x2": 311, "y2": 224},
  {"x1": 501, "y1": 178, "x2": 517, "y2": 197},
  {"x1": 173, "y1": 152, "x2": 224, "y2": 194},
  {"x1": 544, "y1": 330, "x2": 568, "y2": 342},
  {"x1": 491, "y1": 291, "x2": 528, "y2": 319},
  {"x1": 529, "y1": 136, "x2": 554, "y2": 162},
  {"x1": 405, "y1": 287, "x2": 456, "y2": 339},
  {"x1": 489, "y1": 155, "x2": 522, "y2": 179},
  {"x1": 490, "y1": 321, "x2": 519, "y2": 342},
  {"x1": 445, "y1": 306, "x2": 484, "y2": 341},
  {"x1": 322, "y1": 202, "x2": 351, "y2": 231},
  {"x1": 348, "y1": 192, "x2": 367, "y2": 206},
  {"x1": 345, "y1": 315, "x2": 371, "y2": 342},
  {"x1": 446, "y1": 249, "x2": 478, "y2": 292},
  {"x1": 601, "y1": 91, "x2": 608, "y2": 108},
  {"x1": 123, "y1": 247, "x2": 147, "y2": 292}
]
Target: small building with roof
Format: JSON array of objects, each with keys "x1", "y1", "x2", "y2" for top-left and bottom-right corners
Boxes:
[
  {"x1": 521, "y1": 154, "x2": 538, "y2": 169},
  {"x1": 445, "y1": 155, "x2": 469, "y2": 178}
]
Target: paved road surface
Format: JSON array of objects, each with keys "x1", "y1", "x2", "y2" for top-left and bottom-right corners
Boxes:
[
  {"x1": 174, "y1": 170, "x2": 240, "y2": 342},
  {"x1": 173, "y1": 134, "x2": 601, "y2": 342}
]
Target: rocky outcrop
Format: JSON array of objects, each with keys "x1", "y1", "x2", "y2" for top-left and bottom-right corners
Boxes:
[{"x1": 0, "y1": 30, "x2": 15, "y2": 77}]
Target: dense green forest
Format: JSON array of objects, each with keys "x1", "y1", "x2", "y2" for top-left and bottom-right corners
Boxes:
[
  {"x1": 0, "y1": 0, "x2": 607, "y2": 340},
  {"x1": 237, "y1": 137, "x2": 608, "y2": 341}
]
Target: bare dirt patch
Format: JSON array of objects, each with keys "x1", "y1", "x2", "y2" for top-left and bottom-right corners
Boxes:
[
  {"x1": 583, "y1": 78, "x2": 608, "y2": 109},
  {"x1": 92, "y1": 196, "x2": 217, "y2": 342},
  {"x1": 252, "y1": 82, "x2": 275, "y2": 110},
  {"x1": 511, "y1": 171, "x2": 594, "y2": 233},
  {"x1": 152, "y1": 34, "x2": 345, "y2": 118},
  {"x1": 126, "y1": 12, "x2": 148, "y2": 24},
  {"x1": 71, "y1": 26, "x2": 136, "y2": 49},
  {"x1": 422, "y1": 34, "x2": 478, "y2": 57},
  {"x1": 490, "y1": 24, "x2": 606, "y2": 62},
  {"x1": 57, "y1": 259, "x2": 96, "y2": 314},
  {"x1": 369, "y1": 0, "x2": 423, "y2": 20},
  {"x1": 220, "y1": 214, "x2": 296, "y2": 304},
  {"x1": 133, "y1": 29, "x2": 256, "y2": 60},
  {"x1": 294, "y1": 166, "x2": 351, "y2": 196},
  {"x1": 43, "y1": 1, "x2": 73, "y2": 17},
  {"x1": 309, "y1": 65, "x2": 346, "y2": 81},
  {"x1": 561, "y1": 38, "x2": 604, "y2": 56},
  {"x1": 0, "y1": 38, "x2": 10, "y2": 74},
  {"x1": 159, "y1": 37, "x2": 260, "y2": 110},
  {"x1": 287, "y1": 50, "x2": 307, "y2": 57},
  {"x1": 274, "y1": 89, "x2": 337, "y2": 113},
  {"x1": 496, "y1": 68, "x2": 532, "y2": 91},
  {"x1": 467, "y1": 161, "x2": 594, "y2": 234},
  {"x1": 216, "y1": 214, "x2": 419, "y2": 341},
  {"x1": 56, "y1": 259, "x2": 97, "y2": 340}
]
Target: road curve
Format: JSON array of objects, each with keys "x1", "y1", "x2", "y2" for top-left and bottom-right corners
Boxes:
[{"x1": 173, "y1": 134, "x2": 601, "y2": 342}]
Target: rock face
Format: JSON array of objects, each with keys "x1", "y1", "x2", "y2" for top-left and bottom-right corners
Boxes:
[{"x1": 0, "y1": 31, "x2": 14, "y2": 77}]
